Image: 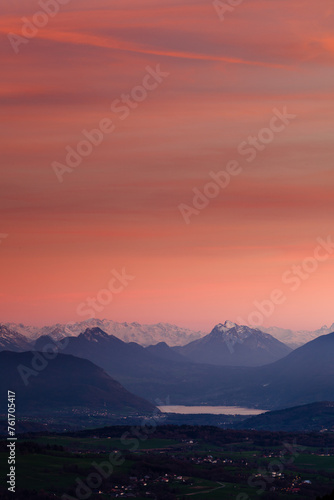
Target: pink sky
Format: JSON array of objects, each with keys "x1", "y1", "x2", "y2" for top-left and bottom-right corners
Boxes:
[{"x1": 1, "y1": 0, "x2": 334, "y2": 331}]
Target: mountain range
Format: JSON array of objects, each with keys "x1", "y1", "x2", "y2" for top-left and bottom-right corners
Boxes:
[
  {"x1": 1, "y1": 321, "x2": 292, "y2": 368},
  {"x1": 260, "y1": 323, "x2": 334, "y2": 348},
  {"x1": 3, "y1": 318, "x2": 204, "y2": 346},
  {"x1": 0, "y1": 325, "x2": 32, "y2": 351},
  {"x1": 37, "y1": 327, "x2": 194, "y2": 397},
  {"x1": 2, "y1": 319, "x2": 334, "y2": 413},
  {"x1": 31, "y1": 325, "x2": 334, "y2": 411},
  {"x1": 4, "y1": 318, "x2": 334, "y2": 349}
]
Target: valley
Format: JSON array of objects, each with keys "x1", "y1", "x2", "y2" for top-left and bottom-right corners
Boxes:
[{"x1": 1, "y1": 425, "x2": 334, "y2": 499}]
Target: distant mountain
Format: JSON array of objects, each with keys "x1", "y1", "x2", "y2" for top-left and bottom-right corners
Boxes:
[
  {"x1": 5, "y1": 321, "x2": 334, "y2": 413},
  {"x1": 92, "y1": 319, "x2": 205, "y2": 346},
  {"x1": 0, "y1": 325, "x2": 32, "y2": 352},
  {"x1": 110, "y1": 329, "x2": 334, "y2": 411},
  {"x1": 54, "y1": 327, "x2": 195, "y2": 392},
  {"x1": 5, "y1": 319, "x2": 205, "y2": 346},
  {"x1": 237, "y1": 402, "x2": 334, "y2": 432},
  {"x1": 191, "y1": 330, "x2": 334, "y2": 409},
  {"x1": 33, "y1": 327, "x2": 251, "y2": 405},
  {"x1": 260, "y1": 323, "x2": 334, "y2": 348},
  {"x1": 174, "y1": 321, "x2": 292, "y2": 366},
  {"x1": 146, "y1": 342, "x2": 189, "y2": 362},
  {"x1": 0, "y1": 351, "x2": 156, "y2": 415},
  {"x1": 5, "y1": 318, "x2": 334, "y2": 349},
  {"x1": 3, "y1": 322, "x2": 41, "y2": 340},
  {"x1": 36, "y1": 325, "x2": 334, "y2": 411},
  {"x1": 250, "y1": 331, "x2": 334, "y2": 408}
]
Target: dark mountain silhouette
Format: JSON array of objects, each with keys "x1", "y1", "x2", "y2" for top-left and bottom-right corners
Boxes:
[
  {"x1": 132, "y1": 331, "x2": 334, "y2": 410},
  {"x1": 179, "y1": 331, "x2": 334, "y2": 409},
  {"x1": 146, "y1": 341, "x2": 189, "y2": 362},
  {"x1": 56, "y1": 327, "x2": 181, "y2": 379},
  {"x1": 248, "y1": 331, "x2": 334, "y2": 408},
  {"x1": 0, "y1": 351, "x2": 156, "y2": 415},
  {"x1": 237, "y1": 402, "x2": 334, "y2": 432},
  {"x1": 46, "y1": 327, "x2": 230, "y2": 400}
]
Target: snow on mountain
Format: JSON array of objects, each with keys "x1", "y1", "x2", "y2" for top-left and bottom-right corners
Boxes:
[
  {"x1": 212, "y1": 321, "x2": 257, "y2": 348},
  {"x1": 3, "y1": 323, "x2": 41, "y2": 340},
  {"x1": 0, "y1": 325, "x2": 33, "y2": 351},
  {"x1": 4, "y1": 319, "x2": 206, "y2": 346},
  {"x1": 214, "y1": 320, "x2": 237, "y2": 332},
  {"x1": 260, "y1": 323, "x2": 334, "y2": 348},
  {"x1": 175, "y1": 321, "x2": 292, "y2": 366},
  {"x1": 5, "y1": 318, "x2": 333, "y2": 349}
]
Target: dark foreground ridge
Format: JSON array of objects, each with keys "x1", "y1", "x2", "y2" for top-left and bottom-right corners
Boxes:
[{"x1": 0, "y1": 351, "x2": 156, "y2": 415}]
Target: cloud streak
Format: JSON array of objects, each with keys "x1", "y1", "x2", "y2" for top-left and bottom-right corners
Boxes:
[{"x1": 1, "y1": 0, "x2": 334, "y2": 330}]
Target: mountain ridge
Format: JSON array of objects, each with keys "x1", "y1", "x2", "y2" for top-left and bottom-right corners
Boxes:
[
  {"x1": 237, "y1": 401, "x2": 334, "y2": 432},
  {"x1": 0, "y1": 350, "x2": 156, "y2": 415},
  {"x1": 4, "y1": 319, "x2": 205, "y2": 346},
  {"x1": 0, "y1": 324, "x2": 33, "y2": 351},
  {"x1": 174, "y1": 321, "x2": 292, "y2": 366},
  {"x1": 4, "y1": 318, "x2": 334, "y2": 349},
  {"x1": 260, "y1": 323, "x2": 334, "y2": 348}
]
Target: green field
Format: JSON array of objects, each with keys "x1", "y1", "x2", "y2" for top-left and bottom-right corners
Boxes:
[
  {"x1": 35, "y1": 435, "x2": 179, "y2": 451},
  {"x1": 1, "y1": 427, "x2": 334, "y2": 499},
  {"x1": 294, "y1": 453, "x2": 334, "y2": 472},
  {"x1": 174, "y1": 478, "x2": 254, "y2": 499},
  {"x1": 0, "y1": 450, "x2": 131, "y2": 492}
]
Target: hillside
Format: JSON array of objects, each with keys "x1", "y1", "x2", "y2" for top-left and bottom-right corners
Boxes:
[
  {"x1": 0, "y1": 351, "x2": 156, "y2": 415},
  {"x1": 237, "y1": 402, "x2": 334, "y2": 432}
]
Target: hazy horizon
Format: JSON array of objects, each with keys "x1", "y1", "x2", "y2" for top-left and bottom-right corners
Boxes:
[{"x1": 3, "y1": 316, "x2": 334, "y2": 334}]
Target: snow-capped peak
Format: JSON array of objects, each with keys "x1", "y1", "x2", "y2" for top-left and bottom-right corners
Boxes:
[
  {"x1": 214, "y1": 320, "x2": 238, "y2": 332},
  {"x1": 80, "y1": 327, "x2": 110, "y2": 341},
  {"x1": 210, "y1": 322, "x2": 262, "y2": 348},
  {"x1": 222, "y1": 320, "x2": 237, "y2": 329}
]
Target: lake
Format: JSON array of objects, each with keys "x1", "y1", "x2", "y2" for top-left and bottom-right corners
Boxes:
[{"x1": 158, "y1": 405, "x2": 267, "y2": 415}]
